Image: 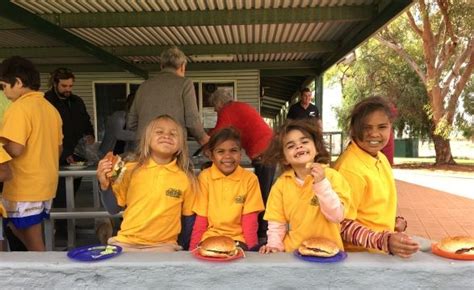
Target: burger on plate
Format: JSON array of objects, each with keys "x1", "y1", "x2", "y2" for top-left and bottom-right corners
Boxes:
[
  {"x1": 105, "y1": 151, "x2": 126, "y2": 182},
  {"x1": 198, "y1": 236, "x2": 240, "y2": 258},
  {"x1": 438, "y1": 236, "x2": 474, "y2": 255},
  {"x1": 298, "y1": 237, "x2": 340, "y2": 257}
]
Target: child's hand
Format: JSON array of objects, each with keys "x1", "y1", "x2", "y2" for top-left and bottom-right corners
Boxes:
[
  {"x1": 259, "y1": 245, "x2": 283, "y2": 254},
  {"x1": 97, "y1": 157, "x2": 112, "y2": 190},
  {"x1": 309, "y1": 163, "x2": 325, "y2": 184},
  {"x1": 388, "y1": 232, "x2": 419, "y2": 258}
]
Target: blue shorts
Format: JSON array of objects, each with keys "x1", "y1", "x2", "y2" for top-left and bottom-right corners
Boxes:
[{"x1": 2, "y1": 199, "x2": 52, "y2": 229}]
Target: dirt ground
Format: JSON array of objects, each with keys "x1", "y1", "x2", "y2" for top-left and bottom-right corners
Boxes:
[{"x1": 393, "y1": 163, "x2": 474, "y2": 173}]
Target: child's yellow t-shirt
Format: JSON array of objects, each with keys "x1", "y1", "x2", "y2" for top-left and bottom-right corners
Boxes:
[
  {"x1": 264, "y1": 166, "x2": 351, "y2": 252},
  {"x1": 111, "y1": 158, "x2": 195, "y2": 245},
  {"x1": 0, "y1": 91, "x2": 62, "y2": 202},
  {"x1": 193, "y1": 164, "x2": 264, "y2": 243},
  {"x1": 333, "y1": 142, "x2": 397, "y2": 252}
]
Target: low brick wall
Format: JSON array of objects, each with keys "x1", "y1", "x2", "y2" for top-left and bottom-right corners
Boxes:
[{"x1": 0, "y1": 251, "x2": 472, "y2": 288}]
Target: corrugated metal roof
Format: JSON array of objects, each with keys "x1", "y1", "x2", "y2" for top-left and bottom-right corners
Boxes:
[{"x1": 1, "y1": 0, "x2": 412, "y2": 118}]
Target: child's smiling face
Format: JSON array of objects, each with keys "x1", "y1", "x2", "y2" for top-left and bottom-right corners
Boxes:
[
  {"x1": 210, "y1": 139, "x2": 241, "y2": 176},
  {"x1": 150, "y1": 118, "x2": 181, "y2": 162},
  {"x1": 355, "y1": 109, "x2": 391, "y2": 157},
  {"x1": 282, "y1": 129, "x2": 317, "y2": 168}
]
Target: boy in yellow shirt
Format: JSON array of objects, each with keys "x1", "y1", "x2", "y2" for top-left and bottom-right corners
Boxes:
[{"x1": 0, "y1": 56, "x2": 63, "y2": 251}]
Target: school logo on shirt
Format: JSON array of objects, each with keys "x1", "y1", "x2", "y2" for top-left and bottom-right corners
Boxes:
[
  {"x1": 310, "y1": 195, "x2": 320, "y2": 206},
  {"x1": 235, "y1": 195, "x2": 246, "y2": 204},
  {"x1": 166, "y1": 188, "x2": 182, "y2": 198}
]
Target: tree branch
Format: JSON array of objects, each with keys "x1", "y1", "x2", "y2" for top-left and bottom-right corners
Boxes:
[
  {"x1": 441, "y1": 38, "x2": 474, "y2": 97},
  {"x1": 375, "y1": 35, "x2": 426, "y2": 84},
  {"x1": 406, "y1": 10, "x2": 423, "y2": 37},
  {"x1": 445, "y1": 46, "x2": 474, "y2": 123},
  {"x1": 436, "y1": 0, "x2": 457, "y2": 45}
]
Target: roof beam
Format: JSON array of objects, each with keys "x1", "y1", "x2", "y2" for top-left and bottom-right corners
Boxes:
[
  {"x1": 320, "y1": 0, "x2": 412, "y2": 72},
  {"x1": 0, "y1": 42, "x2": 337, "y2": 58},
  {"x1": 1, "y1": 6, "x2": 376, "y2": 28},
  {"x1": 33, "y1": 60, "x2": 320, "y2": 73},
  {"x1": 0, "y1": 2, "x2": 148, "y2": 79},
  {"x1": 261, "y1": 96, "x2": 288, "y2": 105}
]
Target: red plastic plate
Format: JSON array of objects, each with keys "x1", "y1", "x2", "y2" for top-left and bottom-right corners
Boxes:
[{"x1": 431, "y1": 243, "x2": 474, "y2": 260}]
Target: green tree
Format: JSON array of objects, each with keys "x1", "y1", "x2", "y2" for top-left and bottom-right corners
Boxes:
[{"x1": 375, "y1": 0, "x2": 474, "y2": 164}]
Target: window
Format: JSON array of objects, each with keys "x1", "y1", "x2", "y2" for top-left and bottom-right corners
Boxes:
[
  {"x1": 94, "y1": 82, "x2": 141, "y2": 141},
  {"x1": 193, "y1": 81, "x2": 235, "y2": 129}
]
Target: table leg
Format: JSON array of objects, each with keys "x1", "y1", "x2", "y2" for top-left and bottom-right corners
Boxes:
[{"x1": 65, "y1": 176, "x2": 76, "y2": 249}]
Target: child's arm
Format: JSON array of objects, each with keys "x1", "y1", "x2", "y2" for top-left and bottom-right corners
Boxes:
[
  {"x1": 99, "y1": 187, "x2": 123, "y2": 215},
  {"x1": 313, "y1": 178, "x2": 344, "y2": 223},
  {"x1": 189, "y1": 215, "x2": 208, "y2": 250},
  {"x1": 178, "y1": 214, "x2": 195, "y2": 251},
  {"x1": 241, "y1": 212, "x2": 259, "y2": 250},
  {"x1": 340, "y1": 219, "x2": 419, "y2": 258},
  {"x1": 259, "y1": 221, "x2": 286, "y2": 254},
  {"x1": 309, "y1": 163, "x2": 343, "y2": 223},
  {"x1": 0, "y1": 163, "x2": 12, "y2": 182},
  {"x1": 2, "y1": 139, "x2": 24, "y2": 158}
]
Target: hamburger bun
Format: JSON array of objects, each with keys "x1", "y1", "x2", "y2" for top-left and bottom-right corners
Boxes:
[
  {"x1": 199, "y1": 236, "x2": 238, "y2": 258},
  {"x1": 438, "y1": 236, "x2": 474, "y2": 255},
  {"x1": 298, "y1": 237, "x2": 339, "y2": 257},
  {"x1": 105, "y1": 151, "x2": 126, "y2": 182}
]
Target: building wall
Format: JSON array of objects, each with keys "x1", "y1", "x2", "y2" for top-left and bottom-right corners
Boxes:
[{"x1": 40, "y1": 69, "x2": 260, "y2": 132}]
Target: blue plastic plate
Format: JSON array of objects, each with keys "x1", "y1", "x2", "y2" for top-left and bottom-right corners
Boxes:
[
  {"x1": 294, "y1": 250, "x2": 347, "y2": 263},
  {"x1": 67, "y1": 244, "x2": 122, "y2": 262}
]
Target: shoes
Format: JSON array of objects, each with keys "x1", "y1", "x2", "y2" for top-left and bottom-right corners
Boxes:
[{"x1": 96, "y1": 218, "x2": 113, "y2": 245}]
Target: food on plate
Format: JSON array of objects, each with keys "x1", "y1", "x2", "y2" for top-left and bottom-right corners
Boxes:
[
  {"x1": 105, "y1": 151, "x2": 126, "y2": 182},
  {"x1": 298, "y1": 237, "x2": 340, "y2": 257},
  {"x1": 438, "y1": 236, "x2": 474, "y2": 255},
  {"x1": 70, "y1": 161, "x2": 86, "y2": 166},
  {"x1": 198, "y1": 236, "x2": 240, "y2": 258},
  {"x1": 305, "y1": 162, "x2": 314, "y2": 169}
]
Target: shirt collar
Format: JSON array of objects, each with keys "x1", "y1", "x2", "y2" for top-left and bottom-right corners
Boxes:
[
  {"x1": 17, "y1": 91, "x2": 43, "y2": 101},
  {"x1": 145, "y1": 158, "x2": 180, "y2": 172},
  {"x1": 349, "y1": 142, "x2": 382, "y2": 168},
  {"x1": 210, "y1": 163, "x2": 243, "y2": 181},
  {"x1": 282, "y1": 169, "x2": 314, "y2": 186}
]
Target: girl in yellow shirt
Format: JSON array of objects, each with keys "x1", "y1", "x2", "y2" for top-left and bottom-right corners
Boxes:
[
  {"x1": 190, "y1": 127, "x2": 264, "y2": 251},
  {"x1": 333, "y1": 96, "x2": 419, "y2": 258},
  {"x1": 259, "y1": 119, "x2": 351, "y2": 253},
  {"x1": 97, "y1": 115, "x2": 197, "y2": 252}
]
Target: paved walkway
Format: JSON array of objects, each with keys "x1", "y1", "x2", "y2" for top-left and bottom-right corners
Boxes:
[{"x1": 396, "y1": 180, "x2": 474, "y2": 242}]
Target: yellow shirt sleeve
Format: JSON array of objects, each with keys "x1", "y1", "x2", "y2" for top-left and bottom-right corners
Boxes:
[
  {"x1": 193, "y1": 172, "x2": 210, "y2": 217},
  {"x1": 1, "y1": 105, "x2": 30, "y2": 146},
  {"x1": 242, "y1": 173, "x2": 265, "y2": 215},
  {"x1": 337, "y1": 168, "x2": 367, "y2": 220},
  {"x1": 0, "y1": 203, "x2": 6, "y2": 218},
  {"x1": 263, "y1": 179, "x2": 287, "y2": 223}
]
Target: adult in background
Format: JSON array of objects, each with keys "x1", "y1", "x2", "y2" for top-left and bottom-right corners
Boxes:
[
  {"x1": 45, "y1": 67, "x2": 95, "y2": 238},
  {"x1": 208, "y1": 89, "x2": 276, "y2": 240},
  {"x1": 127, "y1": 47, "x2": 209, "y2": 146},
  {"x1": 99, "y1": 92, "x2": 136, "y2": 157},
  {"x1": 287, "y1": 87, "x2": 322, "y2": 129}
]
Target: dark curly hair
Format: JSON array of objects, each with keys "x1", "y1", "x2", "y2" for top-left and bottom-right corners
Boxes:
[
  {"x1": 261, "y1": 119, "x2": 329, "y2": 172},
  {"x1": 349, "y1": 96, "x2": 394, "y2": 142}
]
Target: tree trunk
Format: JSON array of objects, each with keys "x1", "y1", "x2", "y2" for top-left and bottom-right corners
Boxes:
[{"x1": 431, "y1": 134, "x2": 455, "y2": 165}]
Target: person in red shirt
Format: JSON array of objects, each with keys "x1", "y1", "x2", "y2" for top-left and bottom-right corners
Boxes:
[{"x1": 208, "y1": 89, "x2": 275, "y2": 240}]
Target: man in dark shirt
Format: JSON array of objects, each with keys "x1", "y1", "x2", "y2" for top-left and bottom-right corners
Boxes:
[
  {"x1": 287, "y1": 87, "x2": 322, "y2": 129},
  {"x1": 45, "y1": 68, "x2": 95, "y2": 237}
]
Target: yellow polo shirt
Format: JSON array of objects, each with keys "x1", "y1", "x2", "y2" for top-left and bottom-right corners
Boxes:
[
  {"x1": 333, "y1": 142, "x2": 397, "y2": 252},
  {"x1": 193, "y1": 164, "x2": 265, "y2": 243},
  {"x1": 264, "y1": 165, "x2": 351, "y2": 252},
  {"x1": 112, "y1": 158, "x2": 195, "y2": 245},
  {"x1": 0, "y1": 92, "x2": 62, "y2": 202},
  {"x1": 0, "y1": 146, "x2": 11, "y2": 217}
]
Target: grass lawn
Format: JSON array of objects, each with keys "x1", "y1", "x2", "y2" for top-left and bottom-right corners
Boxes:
[{"x1": 394, "y1": 157, "x2": 474, "y2": 166}]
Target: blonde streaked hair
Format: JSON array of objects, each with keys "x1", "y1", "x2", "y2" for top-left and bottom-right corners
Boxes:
[{"x1": 133, "y1": 115, "x2": 197, "y2": 191}]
